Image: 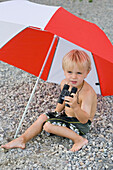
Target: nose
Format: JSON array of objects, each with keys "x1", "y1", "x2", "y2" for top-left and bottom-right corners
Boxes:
[{"x1": 72, "y1": 73, "x2": 77, "y2": 79}]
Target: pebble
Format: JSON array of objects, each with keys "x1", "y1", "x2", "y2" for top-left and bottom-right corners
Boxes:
[{"x1": 0, "y1": 0, "x2": 113, "y2": 169}]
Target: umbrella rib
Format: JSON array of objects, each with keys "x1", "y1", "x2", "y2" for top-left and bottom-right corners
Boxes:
[{"x1": 14, "y1": 35, "x2": 58, "y2": 138}]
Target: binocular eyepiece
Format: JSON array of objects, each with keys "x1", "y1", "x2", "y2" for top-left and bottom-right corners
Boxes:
[{"x1": 57, "y1": 84, "x2": 77, "y2": 107}]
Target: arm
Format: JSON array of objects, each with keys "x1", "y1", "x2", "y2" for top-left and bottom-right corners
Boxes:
[
  {"x1": 55, "y1": 102, "x2": 65, "y2": 112},
  {"x1": 65, "y1": 90, "x2": 97, "y2": 123}
]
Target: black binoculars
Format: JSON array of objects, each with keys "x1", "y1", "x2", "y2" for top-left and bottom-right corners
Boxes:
[{"x1": 57, "y1": 84, "x2": 77, "y2": 107}]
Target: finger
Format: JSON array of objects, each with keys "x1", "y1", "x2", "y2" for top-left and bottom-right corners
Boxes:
[
  {"x1": 65, "y1": 96, "x2": 73, "y2": 101},
  {"x1": 64, "y1": 96, "x2": 69, "y2": 101},
  {"x1": 65, "y1": 101, "x2": 71, "y2": 107},
  {"x1": 71, "y1": 93, "x2": 76, "y2": 98}
]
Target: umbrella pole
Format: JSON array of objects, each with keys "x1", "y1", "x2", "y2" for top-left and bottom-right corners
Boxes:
[
  {"x1": 14, "y1": 35, "x2": 58, "y2": 138},
  {"x1": 14, "y1": 76, "x2": 40, "y2": 139}
]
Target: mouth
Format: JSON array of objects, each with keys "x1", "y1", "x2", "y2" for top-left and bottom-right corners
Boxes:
[{"x1": 71, "y1": 81, "x2": 77, "y2": 85}]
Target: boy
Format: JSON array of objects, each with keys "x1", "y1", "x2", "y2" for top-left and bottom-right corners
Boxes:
[{"x1": 1, "y1": 49, "x2": 97, "y2": 152}]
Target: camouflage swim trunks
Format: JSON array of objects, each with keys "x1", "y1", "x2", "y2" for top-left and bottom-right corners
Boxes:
[{"x1": 45, "y1": 111, "x2": 91, "y2": 135}]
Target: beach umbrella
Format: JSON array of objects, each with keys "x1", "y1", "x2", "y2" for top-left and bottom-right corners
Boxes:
[{"x1": 0, "y1": 0, "x2": 113, "y2": 137}]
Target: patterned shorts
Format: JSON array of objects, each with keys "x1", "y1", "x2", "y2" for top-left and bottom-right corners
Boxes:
[{"x1": 44, "y1": 112, "x2": 91, "y2": 135}]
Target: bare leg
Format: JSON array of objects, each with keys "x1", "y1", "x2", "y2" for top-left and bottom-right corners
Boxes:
[
  {"x1": 44, "y1": 122, "x2": 88, "y2": 152},
  {"x1": 1, "y1": 114, "x2": 48, "y2": 149}
]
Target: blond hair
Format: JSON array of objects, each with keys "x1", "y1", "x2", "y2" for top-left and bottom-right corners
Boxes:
[{"x1": 62, "y1": 49, "x2": 91, "y2": 72}]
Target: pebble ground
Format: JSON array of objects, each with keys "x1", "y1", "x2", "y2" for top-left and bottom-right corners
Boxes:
[{"x1": 0, "y1": 0, "x2": 113, "y2": 170}]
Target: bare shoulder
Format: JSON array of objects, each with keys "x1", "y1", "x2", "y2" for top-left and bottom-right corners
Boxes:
[
  {"x1": 83, "y1": 81, "x2": 97, "y2": 98},
  {"x1": 82, "y1": 81, "x2": 97, "y2": 106}
]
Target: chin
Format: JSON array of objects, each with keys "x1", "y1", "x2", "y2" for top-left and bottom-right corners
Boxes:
[{"x1": 70, "y1": 83, "x2": 77, "y2": 87}]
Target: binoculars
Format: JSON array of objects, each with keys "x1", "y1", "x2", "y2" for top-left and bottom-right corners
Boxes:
[{"x1": 57, "y1": 84, "x2": 77, "y2": 107}]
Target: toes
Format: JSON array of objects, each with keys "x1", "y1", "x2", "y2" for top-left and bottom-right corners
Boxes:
[
  {"x1": 1, "y1": 145, "x2": 9, "y2": 149},
  {"x1": 70, "y1": 147, "x2": 79, "y2": 152}
]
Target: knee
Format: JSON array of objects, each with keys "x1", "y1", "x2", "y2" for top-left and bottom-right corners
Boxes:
[
  {"x1": 43, "y1": 122, "x2": 52, "y2": 133},
  {"x1": 38, "y1": 114, "x2": 48, "y2": 122}
]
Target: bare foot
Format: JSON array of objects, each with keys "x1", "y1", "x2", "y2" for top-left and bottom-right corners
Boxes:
[
  {"x1": 70, "y1": 137, "x2": 88, "y2": 152},
  {"x1": 1, "y1": 137, "x2": 26, "y2": 150}
]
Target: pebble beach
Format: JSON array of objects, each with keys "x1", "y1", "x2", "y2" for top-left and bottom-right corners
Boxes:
[{"x1": 0, "y1": 0, "x2": 113, "y2": 169}]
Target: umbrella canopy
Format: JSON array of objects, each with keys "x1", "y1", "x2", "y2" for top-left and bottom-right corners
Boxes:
[{"x1": 0, "y1": 0, "x2": 113, "y2": 97}]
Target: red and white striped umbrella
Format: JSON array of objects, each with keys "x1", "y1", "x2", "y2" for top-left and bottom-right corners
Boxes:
[
  {"x1": 0, "y1": 0, "x2": 113, "y2": 137},
  {"x1": 0, "y1": 0, "x2": 113, "y2": 96}
]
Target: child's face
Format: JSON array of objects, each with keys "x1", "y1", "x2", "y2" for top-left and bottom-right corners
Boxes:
[{"x1": 64, "y1": 64, "x2": 88, "y2": 88}]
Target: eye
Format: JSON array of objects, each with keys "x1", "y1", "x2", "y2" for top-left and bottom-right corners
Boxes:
[
  {"x1": 77, "y1": 72, "x2": 82, "y2": 75},
  {"x1": 67, "y1": 71, "x2": 72, "y2": 74}
]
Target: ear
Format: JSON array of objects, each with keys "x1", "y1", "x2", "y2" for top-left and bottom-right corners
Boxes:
[
  {"x1": 84, "y1": 70, "x2": 90, "y2": 78},
  {"x1": 64, "y1": 70, "x2": 67, "y2": 77},
  {"x1": 87, "y1": 68, "x2": 91, "y2": 75}
]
